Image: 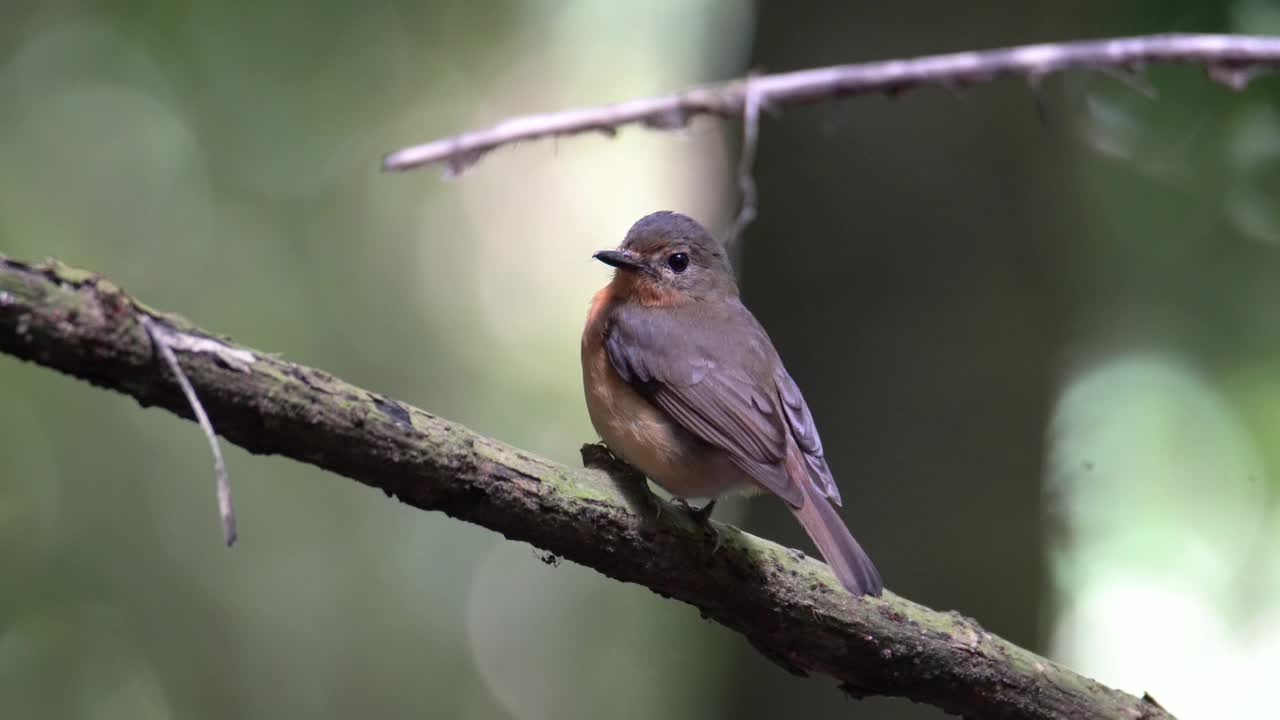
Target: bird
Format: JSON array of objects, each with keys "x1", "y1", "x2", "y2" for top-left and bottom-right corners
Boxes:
[{"x1": 580, "y1": 211, "x2": 883, "y2": 597}]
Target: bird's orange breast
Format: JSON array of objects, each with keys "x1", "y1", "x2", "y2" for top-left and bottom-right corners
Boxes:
[{"x1": 581, "y1": 281, "x2": 752, "y2": 499}]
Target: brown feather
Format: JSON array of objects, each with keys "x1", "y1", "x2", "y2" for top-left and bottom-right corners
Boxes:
[
  {"x1": 582, "y1": 211, "x2": 883, "y2": 596},
  {"x1": 785, "y1": 445, "x2": 883, "y2": 596}
]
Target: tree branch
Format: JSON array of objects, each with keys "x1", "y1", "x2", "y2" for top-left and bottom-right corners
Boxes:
[
  {"x1": 0, "y1": 255, "x2": 1173, "y2": 720},
  {"x1": 382, "y1": 33, "x2": 1280, "y2": 175}
]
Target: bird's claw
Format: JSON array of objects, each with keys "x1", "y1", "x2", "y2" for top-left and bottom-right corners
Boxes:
[
  {"x1": 708, "y1": 528, "x2": 724, "y2": 555},
  {"x1": 679, "y1": 498, "x2": 717, "y2": 523},
  {"x1": 673, "y1": 498, "x2": 716, "y2": 524},
  {"x1": 673, "y1": 499, "x2": 722, "y2": 553}
]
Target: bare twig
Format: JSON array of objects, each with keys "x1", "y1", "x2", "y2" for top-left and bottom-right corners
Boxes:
[
  {"x1": 383, "y1": 33, "x2": 1280, "y2": 174},
  {"x1": 141, "y1": 315, "x2": 242, "y2": 546},
  {"x1": 0, "y1": 255, "x2": 1176, "y2": 720},
  {"x1": 728, "y1": 75, "x2": 762, "y2": 244}
]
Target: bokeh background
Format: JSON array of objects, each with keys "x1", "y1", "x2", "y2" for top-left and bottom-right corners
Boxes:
[{"x1": 3, "y1": 2, "x2": 1279, "y2": 718}]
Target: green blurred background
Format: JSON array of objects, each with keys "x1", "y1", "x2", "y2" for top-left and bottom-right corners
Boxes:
[{"x1": 3, "y1": 2, "x2": 1279, "y2": 718}]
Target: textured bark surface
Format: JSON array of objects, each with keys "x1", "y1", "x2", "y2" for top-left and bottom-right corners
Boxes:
[{"x1": 0, "y1": 256, "x2": 1173, "y2": 720}]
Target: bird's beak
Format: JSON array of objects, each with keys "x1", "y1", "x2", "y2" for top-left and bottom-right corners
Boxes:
[{"x1": 592, "y1": 249, "x2": 647, "y2": 272}]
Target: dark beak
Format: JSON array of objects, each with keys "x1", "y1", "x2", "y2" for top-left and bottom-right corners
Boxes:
[{"x1": 593, "y1": 249, "x2": 647, "y2": 272}]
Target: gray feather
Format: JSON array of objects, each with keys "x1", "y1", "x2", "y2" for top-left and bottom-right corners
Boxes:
[{"x1": 604, "y1": 298, "x2": 834, "y2": 509}]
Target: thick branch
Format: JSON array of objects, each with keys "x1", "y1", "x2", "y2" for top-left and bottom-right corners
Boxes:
[
  {"x1": 0, "y1": 256, "x2": 1172, "y2": 720},
  {"x1": 383, "y1": 33, "x2": 1280, "y2": 174}
]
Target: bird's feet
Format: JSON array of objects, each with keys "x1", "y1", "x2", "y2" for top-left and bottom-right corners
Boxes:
[
  {"x1": 674, "y1": 498, "x2": 722, "y2": 553},
  {"x1": 675, "y1": 498, "x2": 717, "y2": 524},
  {"x1": 581, "y1": 443, "x2": 662, "y2": 516}
]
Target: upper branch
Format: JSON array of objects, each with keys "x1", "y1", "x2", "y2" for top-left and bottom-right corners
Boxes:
[
  {"x1": 0, "y1": 256, "x2": 1173, "y2": 720},
  {"x1": 382, "y1": 33, "x2": 1280, "y2": 174}
]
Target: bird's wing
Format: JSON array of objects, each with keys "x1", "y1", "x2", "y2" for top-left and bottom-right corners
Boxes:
[
  {"x1": 603, "y1": 300, "x2": 805, "y2": 506},
  {"x1": 775, "y1": 366, "x2": 841, "y2": 505}
]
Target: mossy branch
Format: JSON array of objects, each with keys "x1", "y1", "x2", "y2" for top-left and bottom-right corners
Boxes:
[{"x1": 0, "y1": 256, "x2": 1173, "y2": 720}]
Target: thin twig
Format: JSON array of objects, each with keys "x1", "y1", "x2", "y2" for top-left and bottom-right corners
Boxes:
[
  {"x1": 142, "y1": 315, "x2": 238, "y2": 546},
  {"x1": 383, "y1": 33, "x2": 1280, "y2": 174},
  {"x1": 728, "y1": 75, "x2": 762, "y2": 244}
]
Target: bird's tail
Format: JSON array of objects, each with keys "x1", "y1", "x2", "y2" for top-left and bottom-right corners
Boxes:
[{"x1": 786, "y1": 448, "x2": 883, "y2": 597}]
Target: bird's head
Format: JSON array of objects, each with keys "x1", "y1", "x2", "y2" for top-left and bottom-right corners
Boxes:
[{"x1": 593, "y1": 211, "x2": 738, "y2": 303}]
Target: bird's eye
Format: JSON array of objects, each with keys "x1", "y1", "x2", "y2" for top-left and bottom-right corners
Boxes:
[{"x1": 667, "y1": 252, "x2": 689, "y2": 273}]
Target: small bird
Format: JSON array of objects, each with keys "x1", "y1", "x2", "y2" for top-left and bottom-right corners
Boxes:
[{"x1": 581, "y1": 211, "x2": 883, "y2": 597}]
